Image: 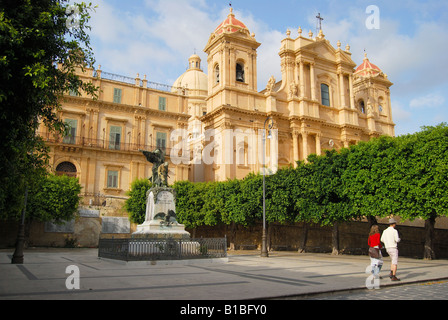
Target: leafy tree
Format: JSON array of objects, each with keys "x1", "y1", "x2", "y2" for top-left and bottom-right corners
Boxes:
[
  {"x1": 305, "y1": 150, "x2": 350, "y2": 225},
  {"x1": 392, "y1": 124, "x2": 448, "y2": 259},
  {"x1": 27, "y1": 174, "x2": 82, "y2": 223},
  {"x1": 265, "y1": 166, "x2": 298, "y2": 224},
  {"x1": 0, "y1": 0, "x2": 97, "y2": 219},
  {"x1": 173, "y1": 180, "x2": 207, "y2": 230},
  {"x1": 215, "y1": 179, "x2": 242, "y2": 248},
  {"x1": 125, "y1": 178, "x2": 152, "y2": 224},
  {"x1": 219, "y1": 179, "x2": 242, "y2": 226},
  {"x1": 199, "y1": 181, "x2": 228, "y2": 227},
  {"x1": 292, "y1": 161, "x2": 315, "y2": 223},
  {"x1": 300, "y1": 150, "x2": 350, "y2": 254},
  {"x1": 290, "y1": 161, "x2": 316, "y2": 252},
  {"x1": 0, "y1": 137, "x2": 50, "y2": 221},
  {"x1": 237, "y1": 173, "x2": 263, "y2": 226},
  {"x1": 342, "y1": 136, "x2": 398, "y2": 225}
]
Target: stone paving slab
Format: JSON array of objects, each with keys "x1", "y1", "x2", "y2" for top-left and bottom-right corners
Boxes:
[{"x1": 1, "y1": 248, "x2": 448, "y2": 301}]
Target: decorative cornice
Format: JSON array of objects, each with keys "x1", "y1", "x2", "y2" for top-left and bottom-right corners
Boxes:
[{"x1": 63, "y1": 96, "x2": 190, "y2": 122}]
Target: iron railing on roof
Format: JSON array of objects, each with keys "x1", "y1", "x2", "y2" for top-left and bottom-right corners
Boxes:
[{"x1": 93, "y1": 70, "x2": 188, "y2": 95}]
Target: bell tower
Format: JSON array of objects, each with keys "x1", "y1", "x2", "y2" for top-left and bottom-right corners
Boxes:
[
  {"x1": 353, "y1": 53, "x2": 395, "y2": 137},
  {"x1": 204, "y1": 7, "x2": 261, "y2": 112}
]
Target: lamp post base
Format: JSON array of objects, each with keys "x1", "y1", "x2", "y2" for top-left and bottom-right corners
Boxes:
[
  {"x1": 11, "y1": 224, "x2": 25, "y2": 264},
  {"x1": 261, "y1": 228, "x2": 269, "y2": 257}
]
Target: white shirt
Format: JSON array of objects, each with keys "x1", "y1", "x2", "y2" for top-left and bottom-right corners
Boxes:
[{"x1": 381, "y1": 226, "x2": 401, "y2": 249}]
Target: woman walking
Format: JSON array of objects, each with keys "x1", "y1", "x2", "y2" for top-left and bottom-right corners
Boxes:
[{"x1": 368, "y1": 225, "x2": 383, "y2": 278}]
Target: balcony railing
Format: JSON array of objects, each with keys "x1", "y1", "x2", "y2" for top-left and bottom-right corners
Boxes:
[{"x1": 38, "y1": 132, "x2": 170, "y2": 154}]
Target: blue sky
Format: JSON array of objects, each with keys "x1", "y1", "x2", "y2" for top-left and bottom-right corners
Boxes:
[{"x1": 88, "y1": 0, "x2": 448, "y2": 136}]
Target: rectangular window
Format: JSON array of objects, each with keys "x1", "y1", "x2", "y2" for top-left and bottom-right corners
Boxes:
[
  {"x1": 107, "y1": 170, "x2": 119, "y2": 188},
  {"x1": 113, "y1": 88, "x2": 122, "y2": 104},
  {"x1": 321, "y1": 84, "x2": 330, "y2": 107},
  {"x1": 63, "y1": 119, "x2": 77, "y2": 144},
  {"x1": 156, "y1": 132, "x2": 167, "y2": 151},
  {"x1": 109, "y1": 125, "x2": 121, "y2": 150},
  {"x1": 158, "y1": 96, "x2": 166, "y2": 111}
]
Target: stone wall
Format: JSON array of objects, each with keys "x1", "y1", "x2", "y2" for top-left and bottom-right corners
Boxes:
[{"x1": 190, "y1": 221, "x2": 448, "y2": 259}]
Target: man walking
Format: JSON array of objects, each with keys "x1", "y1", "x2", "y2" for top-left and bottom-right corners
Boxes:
[{"x1": 381, "y1": 218, "x2": 401, "y2": 281}]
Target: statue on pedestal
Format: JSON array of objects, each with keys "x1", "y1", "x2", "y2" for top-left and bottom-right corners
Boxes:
[
  {"x1": 134, "y1": 149, "x2": 190, "y2": 239},
  {"x1": 140, "y1": 148, "x2": 169, "y2": 187}
]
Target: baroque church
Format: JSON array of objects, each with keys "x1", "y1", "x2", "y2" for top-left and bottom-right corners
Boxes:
[{"x1": 37, "y1": 7, "x2": 394, "y2": 241}]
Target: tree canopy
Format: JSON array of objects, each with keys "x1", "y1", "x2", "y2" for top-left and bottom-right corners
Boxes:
[
  {"x1": 27, "y1": 174, "x2": 82, "y2": 223},
  {"x1": 0, "y1": 0, "x2": 97, "y2": 219}
]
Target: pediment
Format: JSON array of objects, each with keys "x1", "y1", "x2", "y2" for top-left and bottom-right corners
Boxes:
[{"x1": 301, "y1": 39, "x2": 356, "y2": 67}]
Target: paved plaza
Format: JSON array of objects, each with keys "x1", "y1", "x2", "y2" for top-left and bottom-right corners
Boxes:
[{"x1": 1, "y1": 248, "x2": 448, "y2": 301}]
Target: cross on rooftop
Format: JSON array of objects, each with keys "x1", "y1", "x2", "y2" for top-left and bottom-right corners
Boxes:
[{"x1": 316, "y1": 12, "x2": 324, "y2": 31}]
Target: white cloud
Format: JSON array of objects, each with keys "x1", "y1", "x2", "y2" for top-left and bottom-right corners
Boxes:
[
  {"x1": 88, "y1": 0, "x2": 448, "y2": 114},
  {"x1": 141, "y1": 0, "x2": 217, "y2": 54},
  {"x1": 410, "y1": 93, "x2": 445, "y2": 109},
  {"x1": 256, "y1": 29, "x2": 284, "y2": 89},
  {"x1": 391, "y1": 100, "x2": 411, "y2": 122},
  {"x1": 89, "y1": 0, "x2": 201, "y2": 81},
  {"x1": 90, "y1": 0, "x2": 129, "y2": 45}
]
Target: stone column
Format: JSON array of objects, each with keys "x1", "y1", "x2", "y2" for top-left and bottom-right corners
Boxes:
[
  {"x1": 292, "y1": 131, "x2": 299, "y2": 167},
  {"x1": 348, "y1": 74, "x2": 355, "y2": 109},
  {"x1": 132, "y1": 115, "x2": 139, "y2": 146},
  {"x1": 339, "y1": 72, "x2": 346, "y2": 108},
  {"x1": 299, "y1": 60, "x2": 305, "y2": 98},
  {"x1": 302, "y1": 131, "x2": 308, "y2": 162},
  {"x1": 92, "y1": 109, "x2": 99, "y2": 142},
  {"x1": 310, "y1": 62, "x2": 316, "y2": 101},
  {"x1": 315, "y1": 133, "x2": 321, "y2": 156}
]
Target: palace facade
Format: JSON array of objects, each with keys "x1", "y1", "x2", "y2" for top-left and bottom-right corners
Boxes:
[{"x1": 39, "y1": 7, "x2": 395, "y2": 210}]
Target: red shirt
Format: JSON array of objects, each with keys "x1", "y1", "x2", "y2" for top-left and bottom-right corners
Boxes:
[{"x1": 368, "y1": 233, "x2": 382, "y2": 248}]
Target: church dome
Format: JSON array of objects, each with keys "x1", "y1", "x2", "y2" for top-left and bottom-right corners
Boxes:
[
  {"x1": 214, "y1": 7, "x2": 250, "y2": 35},
  {"x1": 355, "y1": 53, "x2": 382, "y2": 77},
  {"x1": 172, "y1": 54, "x2": 208, "y2": 95}
]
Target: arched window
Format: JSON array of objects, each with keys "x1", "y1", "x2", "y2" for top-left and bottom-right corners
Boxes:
[
  {"x1": 56, "y1": 162, "x2": 77, "y2": 177},
  {"x1": 378, "y1": 97, "x2": 384, "y2": 113},
  {"x1": 214, "y1": 64, "x2": 220, "y2": 84},
  {"x1": 359, "y1": 100, "x2": 366, "y2": 113},
  {"x1": 237, "y1": 143, "x2": 248, "y2": 166},
  {"x1": 320, "y1": 84, "x2": 330, "y2": 106},
  {"x1": 236, "y1": 63, "x2": 245, "y2": 83}
]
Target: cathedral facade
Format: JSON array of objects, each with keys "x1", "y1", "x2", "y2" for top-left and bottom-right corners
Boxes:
[{"x1": 39, "y1": 8, "x2": 395, "y2": 207}]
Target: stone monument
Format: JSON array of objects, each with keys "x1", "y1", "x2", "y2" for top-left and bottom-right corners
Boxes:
[{"x1": 133, "y1": 149, "x2": 190, "y2": 239}]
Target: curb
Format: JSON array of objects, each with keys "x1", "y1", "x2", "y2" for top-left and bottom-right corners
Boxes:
[{"x1": 258, "y1": 277, "x2": 448, "y2": 300}]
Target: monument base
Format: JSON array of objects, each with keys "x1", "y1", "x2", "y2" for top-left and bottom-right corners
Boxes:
[
  {"x1": 133, "y1": 220, "x2": 191, "y2": 240},
  {"x1": 132, "y1": 185, "x2": 190, "y2": 240}
]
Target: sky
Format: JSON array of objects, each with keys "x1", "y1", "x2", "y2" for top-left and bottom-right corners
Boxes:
[{"x1": 86, "y1": 0, "x2": 448, "y2": 136}]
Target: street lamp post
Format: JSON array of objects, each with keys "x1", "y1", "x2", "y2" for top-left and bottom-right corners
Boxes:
[
  {"x1": 11, "y1": 188, "x2": 27, "y2": 264},
  {"x1": 12, "y1": 115, "x2": 37, "y2": 264},
  {"x1": 261, "y1": 116, "x2": 273, "y2": 258}
]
